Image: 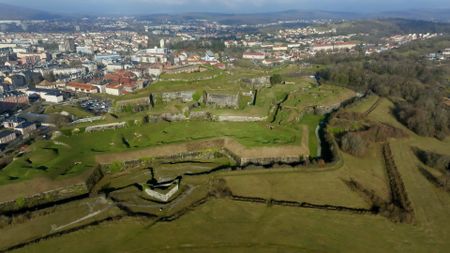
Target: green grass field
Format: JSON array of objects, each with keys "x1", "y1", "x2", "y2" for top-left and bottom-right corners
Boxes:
[
  {"x1": 0, "y1": 121, "x2": 302, "y2": 185},
  {"x1": 11, "y1": 198, "x2": 448, "y2": 253},
  {"x1": 3, "y1": 73, "x2": 450, "y2": 252},
  {"x1": 299, "y1": 114, "x2": 324, "y2": 157},
  {"x1": 160, "y1": 66, "x2": 223, "y2": 81},
  {"x1": 44, "y1": 104, "x2": 94, "y2": 118}
]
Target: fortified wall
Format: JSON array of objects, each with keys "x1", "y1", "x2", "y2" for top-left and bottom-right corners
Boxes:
[
  {"x1": 0, "y1": 167, "x2": 103, "y2": 213},
  {"x1": 242, "y1": 76, "x2": 271, "y2": 89},
  {"x1": 96, "y1": 138, "x2": 309, "y2": 167},
  {"x1": 85, "y1": 122, "x2": 127, "y2": 133},
  {"x1": 204, "y1": 92, "x2": 239, "y2": 109},
  {"x1": 161, "y1": 91, "x2": 195, "y2": 103}
]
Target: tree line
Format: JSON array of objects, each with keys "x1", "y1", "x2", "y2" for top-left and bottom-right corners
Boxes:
[{"x1": 314, "y1": 42, "x2": 450, "y2": 139}]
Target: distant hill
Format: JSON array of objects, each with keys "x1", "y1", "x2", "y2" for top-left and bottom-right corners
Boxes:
[
  {"x1": 376, "y1": 9, "x2": 450, "y2": 23},
  {"x1": 0, "y1": 3, "x2": 449, "y2": 24},
  {"x1": 334, "y1": 19, "x2": 450, "y2": 36},
  {"x1": 139, "y1": 9, "x2": 450, "y2": 25},
  {"x1": 0, "y1": 3, "x2": 59, "y2": 20},
  {"x1": 138, "y1": 10, "x2": 366, "y2": 25}
]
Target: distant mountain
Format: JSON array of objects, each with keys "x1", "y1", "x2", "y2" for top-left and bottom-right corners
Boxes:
[
  {"x1": 138, "y1": 10, "x2": 366, "y2": 25},
  {"x1": 374, "y1": 9, "x2": 450, "y2": 23},
  {"x1": 0, "y1": 3, "x2": 449, "y2": 24},
  {"x1": 334, "y1": 19, "x2": 450, "y2": 37},
  {"x1": 0, "y1": 3, "x2": 60, "y2": 20},
  {"x1": 139, "y1": 9, "x2": 450, "y2": 24}
]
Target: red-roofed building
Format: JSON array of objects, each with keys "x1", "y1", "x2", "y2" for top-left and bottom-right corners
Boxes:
[
  {"x1": 243, "y1": 52, "x2": 265, "y2": 60},
  {"x1": 104, "y1": 70, "x2": 137, "y2": 86},
  {"x1": 105, "y1": 83, "x2": 123, "y2": 96},
  {"x1": 312, "y1": 42, "x2": 357, "y2": 52},
  {"x1": 103, "y1": 70, "x2": 142, "y2": 96},
  {"x1": 66, "y1": 82, "x2": 98, "y2": 94}
]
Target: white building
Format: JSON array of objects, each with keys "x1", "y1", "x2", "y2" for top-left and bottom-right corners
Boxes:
[
  {"x1": 272, "y1": 46, "x2": 288, "y2": 51},
  {"x1": 312, "y1": 42, "x2": 357, "y2": 52},
  {"x1": 105, "y1": 84, "x2": 122, "y2": 96},
  {"x1": 24, "y1": 89, "x2": 64, "y2": 103},
  {"x1": 243, "y1": 52, "x2": 265, "y2": 60},
  {"x1": 443, "y1": 48, "x2": 450, "y2": 58}
]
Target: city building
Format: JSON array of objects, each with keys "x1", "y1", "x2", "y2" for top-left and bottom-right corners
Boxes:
[
  {"x1": 66, "y1": 82, "x2": 98, "y2": 93},
  {"x1": 243, "y1": 52, "x2": 265, "y2": 60},
  {"x1": 0, "y1": 130, "x2": 16, "y2": 144},
  {"x1": 14, "y1": 121, "x2": 37, "y2": 137},
  {"x1": 0, "y1": 91, "x2": 29, "y2": 112},
  {"x1": 25, "y1": 89, "x2": 64, "y2": 103}
]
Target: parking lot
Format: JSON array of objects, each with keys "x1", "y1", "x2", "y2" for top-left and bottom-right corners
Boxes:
[{"x1": 79, "y1": 99, "x2": 112, "y2": 114}]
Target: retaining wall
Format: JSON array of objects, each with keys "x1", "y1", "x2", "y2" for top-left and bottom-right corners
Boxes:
[
  {"x1": 0, "y1": 167, "x2": 103, "y2": 213},
  {"x1": 96, "y1": 137, "x2": 309, "y2": 167}
]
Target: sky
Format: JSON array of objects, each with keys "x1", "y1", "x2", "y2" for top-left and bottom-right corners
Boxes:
[{"x1": 1, "y1": 0, "x2": 449, "y2": 15}]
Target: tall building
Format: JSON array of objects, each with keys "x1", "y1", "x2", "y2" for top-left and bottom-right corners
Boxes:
[{"x1": 62, "y1": 38, "x2": 76, "y2": 53}]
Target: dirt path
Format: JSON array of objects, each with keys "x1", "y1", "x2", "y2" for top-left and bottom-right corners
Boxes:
[
  {"x1": 363, "y1": 97, "x2": 382, "y2": 117},
  {"x1": 50, "y1": 197, "x2": 113, "y2": 232}
]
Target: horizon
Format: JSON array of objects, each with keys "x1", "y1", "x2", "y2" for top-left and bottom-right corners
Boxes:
[{"x1": 1, "y1": 0, "x2": 450, "y2": 16}]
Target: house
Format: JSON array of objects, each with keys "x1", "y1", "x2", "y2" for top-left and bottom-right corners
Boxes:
[
  {"x1": 103, "y1": 70, "x2": 140, "y2": 96},
  {"x1": 186, "y1": 54, "x2": 202, "y2": 65},
  {"x1": 272, "y1": 46, "x2": 288, "y2": 51},
  {"x1": 17, "y1": 52, "x2": 48, "y2": 65},
  {"x1": 443, "y1": 48, "x2": 450, "y2": 58},
  {"x1": 243, "y1": 52, "x2": 265, "y2": 60},
  {"x1": 66, "y1": 82, "x2": 98, "y2": 94},
  {"x1": 3, "y1": 117, "x2": 25, "y2": 129},
  {"x1": 104, "y1": 70, "x2": 137, "y2": 86},
  {"x1": 105, "y1": 83, "x2": 123, "y2": 96},
  {"x1": 14, "y1": 121, "x2": 36, "y2": 137},
  {"x1": 25, "y1": 89, "x2": 64, "y2": 103},
  {"x1": 39, "y1": 90, "x2": 64, "y2": 103},
  {"x1": 0, "y1": 91, "x2": 29, "y2": 112},
  {"x1": 35, "y1": 80, "x2": 57, "y2": 90},
  {"x1": 0, "y1": 130, "x2": 16, "y2": 144},
  {"x1": 312, "y1": 42, "x2": 357, "y2": 52},
  {"x1": 202, "y1": 50, "x2": 216, "y2": 62}
]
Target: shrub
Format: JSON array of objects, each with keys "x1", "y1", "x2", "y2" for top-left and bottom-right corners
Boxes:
[
  {"x1": 192, "y1": 91, "x2": 202, "y2": 102},
  {"x1": 15, "y1": 197, "x2": 26, "y2": 209},
  {"x1": 415, "y1": 149, "x2": 450, "y2": 172},
  {"x1": 270, "y1": 74, "x2": 283, "y2": 85},
  {"x1": 340, "y1": 132, "x2": 368, "y2": 156}
]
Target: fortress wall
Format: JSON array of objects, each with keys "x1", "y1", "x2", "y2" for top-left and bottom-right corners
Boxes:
[
  {"x1": 161, "y1": 91, "x2": 195, "y2": 103},
  {"x1": 0, "y1": 167, "x2": 103, "y2": 213},
  {"x1": 205, "y1": 92, "x2": 239, "y2": 109},
  {"x1": 96, "y1": 138, "x2": 309, "y2": 167}
]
